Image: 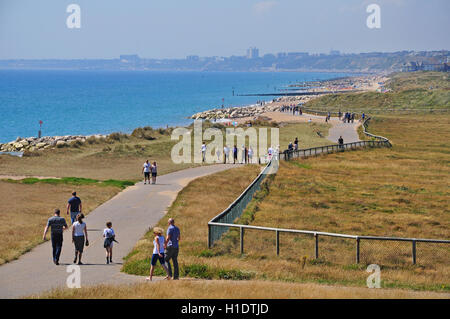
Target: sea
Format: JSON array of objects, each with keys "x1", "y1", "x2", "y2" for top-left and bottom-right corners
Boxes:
[{"x1": 0, "y1": 70, "x2": 350, "y2": 143}]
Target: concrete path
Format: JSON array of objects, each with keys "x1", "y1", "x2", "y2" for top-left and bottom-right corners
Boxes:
[{"x1": 0, "y1": 164, "x2": 237, "y2": 298}]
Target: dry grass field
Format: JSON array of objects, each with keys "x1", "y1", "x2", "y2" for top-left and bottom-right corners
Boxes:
[
  {"x1": 34, "y1": 279, "x2": 449, "y2": 299},
  {"x1": 0, "y1": 181, "x2": 120, "y2": 265},
  {"x1": 122, "y1": 113, "x2": 449, "y2": 293}
]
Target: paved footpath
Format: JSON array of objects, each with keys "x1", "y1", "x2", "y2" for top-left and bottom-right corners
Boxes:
[{"x1": 0, "y1": 164, "x2": 237, "y2": 298}]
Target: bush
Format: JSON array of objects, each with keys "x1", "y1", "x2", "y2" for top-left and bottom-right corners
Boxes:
[
  {"x1": 86, "y1": 136, "x2": 98, "y2": 144},
  {"x1": 22, "y1": 150, "x2": 40, "y2": 157},
  {"x1": 182, "y1": 264, "x2": 212, "y2": 279},
  {"x1": 131, "y1": 127, "x2": 156, "y2": 140},
  {"x1": 217, "y1": 269, "x2": 254, "y2": 280},
  {"x1": 106, "y1": 132, "x2": 128, "y2": 143},
  {"x1": 69, "y1": 140, "x2": 83, "y2": 148}
]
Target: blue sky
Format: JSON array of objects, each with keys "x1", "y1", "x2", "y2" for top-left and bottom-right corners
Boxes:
[{"x1": 0, "y1": 0, "x2": 449, "y2": 59}]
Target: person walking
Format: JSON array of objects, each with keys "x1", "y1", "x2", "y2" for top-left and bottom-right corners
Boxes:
[
  {"x1": 142, "y1": 160, "x2": 151, "y2": 185},
  {"x1": 248, "y1": 147, "x2": 253, "y2": 164},
  {"x1": 338, "y1": 136, "x2": 344, "y2": 149},
  {"x1": 72, "y1": 213, "x2": 88, "y2": 265},
  {"x1": 42, "y1": 209, "x2": 68, "y2": 265},
  {"x1": 164, "y1": 218, "x2": 181, "y2": 280},
  {"x1": 67, "y1": 191, "x2": 82, "y2": 224},
  {"x1": 223, "y1": 145, "x2": 229, "y2": 164},
  {"x1": 151, "y1": 161, "x2": 158, "y2": 184},
  {"x1": 103, "y1": 221, "x2": 116, "y2": 264},
  {"x1": 233, "y1": 145, "x2": 238, "y2": 164},
  {"x1": 146, "y1": 227, "x2": 170, "y2": 281},
  {"x1": 201, "y1": 142, "x2": 207, "y2": 163}
]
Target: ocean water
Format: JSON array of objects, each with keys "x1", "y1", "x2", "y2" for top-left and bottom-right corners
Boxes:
[{"x1": 0, "y1": 70, "x2": 349, "y2": 143}]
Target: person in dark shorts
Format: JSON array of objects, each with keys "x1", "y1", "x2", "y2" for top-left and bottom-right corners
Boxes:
[
  {"x1": 146, "y1": 227, "x2": 170, "y2": 281},
  {"x1": 151, "y1": 161, "x2": 157, "y2": 184},
  {"x1": 42, "y1": 209, "x2": 68, "y2": 265},
  {"x1": 164, "y1": 218, "x2": 181, "y2": 280},
  {"x1": 142, "y1": 160, "x2": 151, "y2": 184},
  {"x1": 67, "y1": 191, "x2": 82, "y2": 224},
  {"x1": 72, "y1": 213, "x2": 88, "y2": 265}
]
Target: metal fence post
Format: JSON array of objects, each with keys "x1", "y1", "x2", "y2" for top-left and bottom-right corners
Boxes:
[
  {"x1": 276, "y1": 230, "x2": 280, "y2": 256},
  {"x1": 240, "y1": 227, "x2": 244, "y2": 254},
  {"x1": 356, "y1": 237, "x2": 360, "y2": 264},
  {"x1": 412, "y1": 240, "x2": 416, "y2": 265},
  {"x1": 314, "y1": 233, "x2": 319, "y2": 259}
]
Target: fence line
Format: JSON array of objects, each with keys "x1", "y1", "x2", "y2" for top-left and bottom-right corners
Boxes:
[{"x1": 207, "y1": 113, "x2": 449, "y2": 266}]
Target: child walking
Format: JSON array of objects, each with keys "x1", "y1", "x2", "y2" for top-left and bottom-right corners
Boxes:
[
  {"x1": 146, "y1": 227, "x2": 170, "y2": 281},
  {"x1": 103, "y1": 222, "x2": 116, "y2": 264}
]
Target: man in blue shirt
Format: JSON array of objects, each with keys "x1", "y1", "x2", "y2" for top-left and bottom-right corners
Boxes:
[
  {"x1": 67, "y1": 191, "x2": 82, "y2": 224},
  {"x1": 164, "y1": 218, "x2": 181, "y2": 280},
  {"x1": 43, "y1": 209, "x2": 68, "y2": 265}
]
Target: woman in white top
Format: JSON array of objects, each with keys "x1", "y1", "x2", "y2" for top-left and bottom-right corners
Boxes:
[
  {"x1": 151, "y1": 161, "x2": 158, "y2": 184},
  {"x1": 72, "y1": 213, "x2": 88, "y2": 265},
  {"x1": 103, "y1": 222, "x2": 115, "y2": 264},
  {"x1": 146, "y1": 227, "x2": 170, "y2": 281}
]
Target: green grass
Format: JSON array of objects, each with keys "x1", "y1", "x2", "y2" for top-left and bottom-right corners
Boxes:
[{"x1": 4, "y1": 177, "x2": 135, "y2": 189}]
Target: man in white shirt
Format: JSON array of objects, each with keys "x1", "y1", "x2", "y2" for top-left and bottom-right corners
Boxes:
[{"x1": 142, "y1": 160, "x2": 151, "y2": 184}]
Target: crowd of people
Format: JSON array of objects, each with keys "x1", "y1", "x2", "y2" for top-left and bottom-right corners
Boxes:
[
  {"x1": 201, "y1": 143, "x2": 275, "y2": 164},
  {"x1": 341, "y1": 112, "x2": 356, "y2": 123},
  {"x1": 42, "y1": 188, "x2": 181, "y2": 281},
  {"x1": 280, "y1": 104, "x2": 303, "y2": 116}
]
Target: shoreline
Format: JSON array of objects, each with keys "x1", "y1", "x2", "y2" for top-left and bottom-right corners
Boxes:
[
  {"x1": 190, "y1": 74, "x2": 388, "y2": 121},
  {"x1": 0, "y1": 74, "x2": 387, "y2": 153}
]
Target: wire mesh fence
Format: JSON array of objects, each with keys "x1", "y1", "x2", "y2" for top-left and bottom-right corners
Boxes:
[
  {"x1": 207, "y1": 114, "x2": 448, "y2": 268},
  {"x1": 208, "y1": 159, "x2": 277, "y2": 247},
  {"x1": 360, "y1": 239, "x2": 413, "y2": 266}
]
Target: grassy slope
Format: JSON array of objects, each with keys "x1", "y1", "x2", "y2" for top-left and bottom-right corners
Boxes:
[{"x1": 305, "y1": 72, "x2": 450, "y2": 112}]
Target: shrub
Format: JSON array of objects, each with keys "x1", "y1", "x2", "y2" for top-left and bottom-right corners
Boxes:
[
  {"x1": 131, "y1": 127, "x2": 156, "y2": 140},
  {"x1": 86, "y1": 136, "x2": 98, "y2": 144},
  {"x1": 217, "y1": 269, "x2": 254, "y2": 280},
  {"x1": 69, "y1": 140, "x2": 83, "y2": 148},
  {"x1": 182, "y1": 264, "x2": 212, "y2": 279},
  {"x1": 106, "y1": 132, "x2": 128, "y2": 143},
  {"x1": 22, "y1": 150, "x2": 40, "y2": 157}
]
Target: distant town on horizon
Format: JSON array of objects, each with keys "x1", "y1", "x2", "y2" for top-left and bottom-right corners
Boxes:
[{"x1": 1, "y1": 48, "x2": 449, "y2": 73}]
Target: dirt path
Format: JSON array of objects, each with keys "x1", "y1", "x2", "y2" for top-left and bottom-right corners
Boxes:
[{"x1": 0, "y1": 164, "x2": 238, "y2": 298}]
